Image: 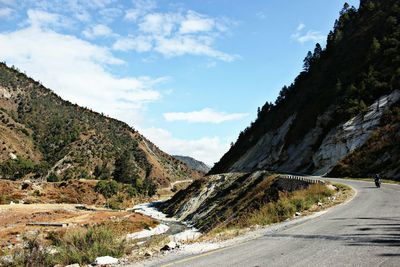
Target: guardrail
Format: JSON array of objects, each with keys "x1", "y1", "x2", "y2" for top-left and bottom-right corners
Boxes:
[{"x1": 278, "y1": 174, "x2": 326, "y2": 185}]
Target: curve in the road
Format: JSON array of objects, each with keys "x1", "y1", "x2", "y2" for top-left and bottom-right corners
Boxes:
[{"x1": 156, "y1": 179, "x2": 400, "y2": 267}]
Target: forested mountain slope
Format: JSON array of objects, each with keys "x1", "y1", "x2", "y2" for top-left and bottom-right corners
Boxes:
[
  {"x1": 210, "y1": 0, "x2": 400, "y2": 180},
  {"x1": 0, "y1": 63, "x2": 202, "y2": 192}
]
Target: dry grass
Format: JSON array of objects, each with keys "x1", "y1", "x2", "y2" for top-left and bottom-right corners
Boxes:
[
  {"x1": 0, "y1": 225, "x2": 130, "y2": 267},
  {"x1": 203, "y1": 183, "x2": 353, "y2": 241}
]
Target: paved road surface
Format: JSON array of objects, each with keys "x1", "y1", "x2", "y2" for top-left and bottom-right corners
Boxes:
[{"x1": 157, "y1": 179, "x2": 400, "y2": 267}]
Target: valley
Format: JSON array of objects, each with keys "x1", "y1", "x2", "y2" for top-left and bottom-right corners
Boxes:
[{"x1": 1, "y1": 0, "x2": 400, "y2": 266}]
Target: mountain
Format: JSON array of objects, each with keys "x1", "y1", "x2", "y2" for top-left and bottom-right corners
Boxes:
[
  {"x1": 173, "y1": 155, "x2": 210, "y2": 174},
  {"x1": 159, "y1": 0, "x2": 399, "y2": 233},
  {"x1": 0, "y1": 63, "x2": 202, "y2": 192},
  {"x1": 210, "y1": 0, "x2": 400, "y2": 181}
]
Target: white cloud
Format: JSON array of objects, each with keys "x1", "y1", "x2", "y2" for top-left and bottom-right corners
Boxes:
[
  {"x1": 155, "y1": 35, "x2": 236, "y2": 61},
  {"x1": 113, "y1": 36, "x2": 153, "y2": 52},
  {"x1": 164, "y1": 108, "x2": 248, "y2": 124},
  {"x1": 118, "y1": 8, "x2": 237, "y2": 61},
  {"x1": 27, "y1": 9, "x2": 61, "y2": 28},
  {"x1": 84, "y1": 0, "x2": 116, "y2": 8},
  {"x1": 83, "y1": 24, "x2": 113, "y2": 39},
  {"x1": 179, "y1": 11, "x2": 214, "y2": 34},
  {"x1": 125, "y1": 0, "x2": 156, "y2": 21},
  {"x1": 139, "y1": 13, "x2": 180, "y2": 36},
  {"x1": 99, "y1": 7, "x2": 123, "y2": 22},
  {"x1": 0, "y1": 14, "x2": 164, "y2": 127},
  {"x1": 292, "y1": 30, "x2": 325, "y2": 44},
  {"x1": 297, "y1": 23, "x2": 305, "y2": 31},
  {"x1": 142, "y1": 127, "x2": 230, "y2": 165},
  {"x1": 291, "y1": 24, "x2": 324, "y2": 44},
  {"x1": 0, "y1": 7, "x2": 13, "y2": 18}
]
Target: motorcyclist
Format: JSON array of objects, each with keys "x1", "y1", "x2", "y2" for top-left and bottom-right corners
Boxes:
[{"x1": 374, "y1": 174, "x2": 381, "y2": 187}]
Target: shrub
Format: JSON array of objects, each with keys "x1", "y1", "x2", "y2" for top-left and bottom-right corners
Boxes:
[
  {"x1": 0, "y1": 157, "x2": 35, "y2": 180},
  {"x1": 275, "y1": 198, "x2": 296, "y2": 220},
  {"x1": 95, "y1": 180, "x2": 119, "y2": 199},
  {"x1": 2, "y1": 235, "x2": 53, "y2": 267},
  {"x1": 125, "y1": 184, "x2": 138, "y2": 197},
  {"x1": 51, "y1": 225, "x2": 127, "y2": 265},
  {"x1": 47, "y1": 172, "x2": 60, "y2": 182},
  {"x1": 241, "y1": 184, "x2": 334, "y2": 227},
  {"x1": 107, "y1": 198, "x2": 122, "y2": 210}
]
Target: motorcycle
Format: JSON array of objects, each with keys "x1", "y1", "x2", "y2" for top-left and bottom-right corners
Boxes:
[{"x1": 375, "y1": 179, "x2": 381, "y2": 188}]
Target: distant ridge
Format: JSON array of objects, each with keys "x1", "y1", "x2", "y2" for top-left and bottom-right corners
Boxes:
[{"x1": 173, "y1": 155, "x2": 210, "y2": 174}]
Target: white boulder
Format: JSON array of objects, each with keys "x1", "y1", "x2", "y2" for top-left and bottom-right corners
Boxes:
[{"x1": 94, "y1": 256, "x2": 119, "y2": 265}]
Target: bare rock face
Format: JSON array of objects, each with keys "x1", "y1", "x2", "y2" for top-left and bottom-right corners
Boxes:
[
  {"x1": 312, "y1": 90, "x2": 400, "y2": 175},
  {"x1": 218, "y1": 90, "x2": 400, "y2": 178},
  {"x1": 229, "y1": 115, "x2": 296, "y2": 172},
  {"x1": 277, "y1": 108, "x2": 335, "y2": 172},
  {"x1": 0, "y1": 86, "x2": 11, "y2": 99}
]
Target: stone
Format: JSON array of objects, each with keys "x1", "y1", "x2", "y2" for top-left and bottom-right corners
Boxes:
[
  {"x1": 161, "y1": 241, "x2": 178, "y2": 251},
  {"x1": 144, "y1": 251, "x2": 153, "y2": 257},
  {"x1": 295, "y1": 212, "x2": 302, "y2": 216},
  {"x1": 318, "y1": 202, "x2": 323, "y2": 207},
  {"x1": 326, "y1": 184, "x2": 337, "y2": 191},
  {"x1": 66, "y1": 264, "x2": 80, "y2": 267},
  {"x1": 94, "y1": 256, "x2": 119, "y2": 265}
]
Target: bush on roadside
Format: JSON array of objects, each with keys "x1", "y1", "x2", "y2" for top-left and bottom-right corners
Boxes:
[
  {"x1": 50, "y1": 225, "x2": 127, "y2": 265},
  {"x1": 1, "y1": 235, "x2": 53, "y2": 267}
]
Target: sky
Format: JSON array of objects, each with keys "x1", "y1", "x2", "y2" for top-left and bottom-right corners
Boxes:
[{"x1": 0, "y1": 0, "x2": 359, "y2": 165}]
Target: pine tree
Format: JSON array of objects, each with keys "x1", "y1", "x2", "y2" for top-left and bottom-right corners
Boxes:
[
  {"x1": 113, "y1": 150, "x2": 140, "y2": 186},
  {"x1": 303, "y1": 51, "x2": 313, "y2": 71},
  {"x1": 313, "y1": 43, "x2": 323, "y2": 59}
]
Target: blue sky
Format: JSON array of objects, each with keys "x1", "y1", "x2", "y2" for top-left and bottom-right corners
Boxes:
[{"x1": 0, "y1": 0, "x2": 359, "y2": 165}]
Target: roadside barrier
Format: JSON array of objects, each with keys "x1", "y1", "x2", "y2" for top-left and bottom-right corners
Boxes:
[{"x1": 278, "y1": 174, "x2": 325, "y2": 185}]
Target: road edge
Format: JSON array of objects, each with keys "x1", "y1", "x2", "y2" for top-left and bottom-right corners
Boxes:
[{"x1": 126, "y1": 180, "x2": 357, "y2": 267}]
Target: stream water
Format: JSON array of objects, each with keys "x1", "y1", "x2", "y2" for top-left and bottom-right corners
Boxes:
[{"x1": 129, "y1": 201, "x2": 201, "y2": 242}]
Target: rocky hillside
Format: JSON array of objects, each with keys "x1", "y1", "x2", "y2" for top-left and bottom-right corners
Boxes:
[
  {"x1": 211, "y1": 0, "x2": 400, "y2": 180},
  {"x1": 0, "y1": 63, "x2": 202, "y2": 190},
  {"x1": 173, "y1": 155, "x2": 210, "y2": 174}
]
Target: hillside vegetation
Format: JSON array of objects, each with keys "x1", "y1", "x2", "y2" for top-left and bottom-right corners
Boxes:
[
  {"x1": 210, "y1": 0, "x2": 400, "y2": 180},
  {"x1": 0, "y1": 63, "x2": 202, "y2": 195}
]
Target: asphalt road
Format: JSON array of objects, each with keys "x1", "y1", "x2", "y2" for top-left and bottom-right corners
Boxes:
[{"x1": 158, "y1": 179, "x2": 400, "y2": 267}]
